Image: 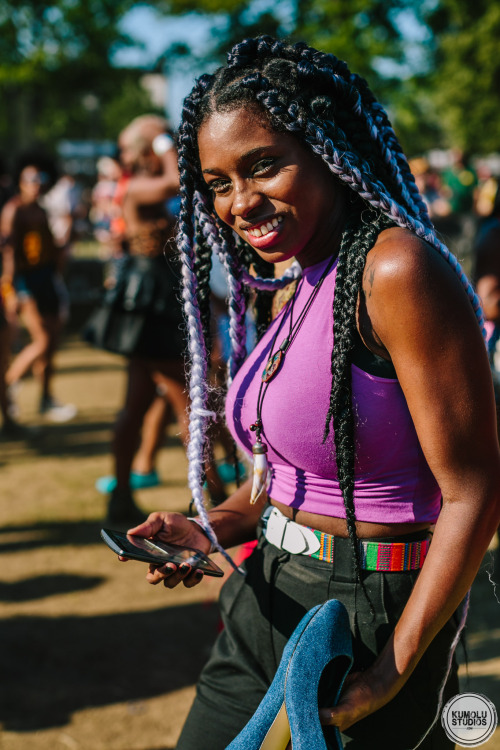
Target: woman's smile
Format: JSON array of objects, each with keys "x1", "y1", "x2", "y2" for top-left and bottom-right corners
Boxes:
[
  {"x1": 244, "y1": 215, "x2": 284, "y2": 247},
  {"x1": 197, "y1": 105, "x2": 347, "y2": 268}
]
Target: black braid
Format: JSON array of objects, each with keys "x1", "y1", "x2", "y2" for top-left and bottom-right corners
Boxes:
[
  {"x1": 324, "y1": 205, "x2": 395, "y2": 593},
  {"x1": 194, "y1": 217, "x2": 213, "y2": 355}
]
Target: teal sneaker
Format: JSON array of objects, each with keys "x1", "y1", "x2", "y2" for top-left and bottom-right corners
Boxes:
[
  {"x1": 130, "y1": 470, "x2": 160, "y2": 489},
  {"x1": 96, "y1": 475, "x2": 117, "y2": 494},
  {"x1": 217, "y1": 461, "x2": 247, "y2": 484},
  {"x1": 95, "y1": 470, "x2": 160, "y2": 495}
]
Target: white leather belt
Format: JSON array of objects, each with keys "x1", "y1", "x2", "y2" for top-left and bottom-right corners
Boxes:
[{"x1": 261, "y1": 506, "x2": 321, "y2": 556}]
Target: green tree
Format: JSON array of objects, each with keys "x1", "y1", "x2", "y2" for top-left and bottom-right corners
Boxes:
[
  {"x1": 0, "y1": 1, "x2": 160, "y2": 161},
  {"x1": 3, "y1": 0, "x2": 499, "y2": 163},
  {"x1": 422, "y1": 0, "x2": 500, "y2": 153}
]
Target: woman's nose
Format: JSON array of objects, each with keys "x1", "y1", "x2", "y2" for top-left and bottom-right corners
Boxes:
[{"x1": 231, "y1": 181, "x2": 263, "y2": 218}]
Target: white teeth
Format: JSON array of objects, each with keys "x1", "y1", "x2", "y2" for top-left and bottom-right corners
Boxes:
[{"x1": 247, "y1": 217, "x2": 282, "y2": 237}]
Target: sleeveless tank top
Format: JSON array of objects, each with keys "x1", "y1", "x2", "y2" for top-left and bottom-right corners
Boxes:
[
  {"x1": 11, "y1": 202, "x2": 58, "y2": 273},
  {"x1": 225, "y1": 254, "x2": 442, "y2": 524}
]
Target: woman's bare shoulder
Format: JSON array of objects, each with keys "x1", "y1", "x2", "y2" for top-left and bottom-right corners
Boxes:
[
  {"x1": 361, "y1": 225, "x2": 478, "y2": 351},
  {"x1": 361, "y1": 226, "x2": 467, "y2": 305},
  {"x1": 363, "y1": 227, "x2": 436, "y2": 291}
]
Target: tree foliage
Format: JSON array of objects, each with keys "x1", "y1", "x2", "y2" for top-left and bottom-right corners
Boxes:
[
  {"x1": 0, "y1": 1, "x2": 160, "y2": 162},
  {"x1": 158, "y1": 0, "x2": 500, "y2": 156},
  {"x1": 422, "y1": 0, "x2": 500, "y2": 153},
  {"x1": 1, "y1": 0, "x2": 499, "y2": 163}
]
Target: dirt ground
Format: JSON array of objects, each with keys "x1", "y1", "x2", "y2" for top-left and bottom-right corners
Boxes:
[{"x1": 0, "y1": 337, "x2": 499, "y2": 750}]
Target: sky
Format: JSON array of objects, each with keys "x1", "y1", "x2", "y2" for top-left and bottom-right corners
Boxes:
[
  {"x1": 116, "y1": 1, "x2": 294, "y2": 125},
  {"x1": 116, "y1": 6, "x2": 224, "y2": 125}
]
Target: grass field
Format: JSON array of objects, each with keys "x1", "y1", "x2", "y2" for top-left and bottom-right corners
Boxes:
[{"x1": 0, "y1": 337, "x2": 498, "y2": 749}]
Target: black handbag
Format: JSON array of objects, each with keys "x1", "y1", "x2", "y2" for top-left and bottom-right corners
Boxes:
[
  {"x1": 82, "y1": 256, "x2": 152, "y2": 355},
  {"x1": 82, "y1": 303, "x2": 147, "y2": 356},
  {"x1": 82, "y1": 254, "x2": 183, "y2": 357}
]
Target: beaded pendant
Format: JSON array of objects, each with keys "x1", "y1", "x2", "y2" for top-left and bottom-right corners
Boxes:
[
  {"x1": 262, "y1": 351, "x2": 283, "y2": 382},
  {"x1": 261, "y1": 338, "x2": 289, "y2": 383}
]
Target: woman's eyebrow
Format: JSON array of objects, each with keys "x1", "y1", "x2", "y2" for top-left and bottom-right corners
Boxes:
[{"x1": 202, "y1": 146, "x2": 275, "y2": 175}]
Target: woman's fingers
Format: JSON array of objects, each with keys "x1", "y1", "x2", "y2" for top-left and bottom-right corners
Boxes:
[
  {"x1": 127, "y1": 511, "x2": 166, "y2": 538},
  {"x1": 145, "y1": 562, "x2": 204, "y2": 589},
  {"x1": 183, "y1": 568, "x2": 205, "y2": 588},
  {"x1": 146, "y1": 563, "x2": 177, "y2": 584},
  {"x1": 318, "y1": 672, "x2": 379, "y2": 732}
]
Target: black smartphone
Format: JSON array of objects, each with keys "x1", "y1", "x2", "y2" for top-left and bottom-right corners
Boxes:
[{"x1": 100, "y1": 528, "x2": 224, "y2": 577}]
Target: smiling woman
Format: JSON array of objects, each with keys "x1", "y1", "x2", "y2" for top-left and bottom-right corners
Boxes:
[{"x1": 124, "y1": 36, "x2": 500, "y2": 750}]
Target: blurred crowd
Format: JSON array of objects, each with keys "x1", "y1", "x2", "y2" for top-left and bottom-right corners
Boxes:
[
  {"x1": 1, "y1": 128, "x2": 499, "y2": 524},
  {"x1": 0, "y1": 118, "x2": 248, "y2": 524}
]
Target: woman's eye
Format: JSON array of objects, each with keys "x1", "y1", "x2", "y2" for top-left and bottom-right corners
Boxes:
[
  {"x1": 208, "y1": 179, "x2": 230, "y2": 195},
  {"x1": 253, "y1": 158, "x2": 276, "y2": 176}
]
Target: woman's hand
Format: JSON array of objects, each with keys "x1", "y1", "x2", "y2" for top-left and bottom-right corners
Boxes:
[
  {"x1": 123, "y1": 511, "x2": 212, "y2": 589},
  {"x1": 319, "y1": 671, "x2": 389, "y2": 733}
]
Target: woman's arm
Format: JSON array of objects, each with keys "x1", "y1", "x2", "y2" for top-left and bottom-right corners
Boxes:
[
  {"x1": 127, "y1": 149, "x2": 180, "y2": 205},
  {"x1": 324, "y1": 228, "x2": 500, "y2": 730},
  {"x1": 1, "y1": 201, "x2": 19, "y2": 316},
  {"x1": 1, "y1": 200, "x2": 17, "y2": 281}
]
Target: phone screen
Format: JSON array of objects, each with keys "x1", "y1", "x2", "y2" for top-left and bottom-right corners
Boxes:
[{"x1": 100, "y1": 528, "x2": 224, "y2": 577}]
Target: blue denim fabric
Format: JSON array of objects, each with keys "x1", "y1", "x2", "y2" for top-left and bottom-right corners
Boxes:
[{"x1": 226, "y1": 599, "x2": 353, "y2": 750}]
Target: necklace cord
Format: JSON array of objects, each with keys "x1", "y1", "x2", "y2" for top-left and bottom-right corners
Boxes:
[{"x1": 252, "y1": 254, "x2": 337, "y2": 441}]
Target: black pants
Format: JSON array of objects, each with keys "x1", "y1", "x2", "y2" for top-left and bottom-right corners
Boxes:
[{"x1": 177, "y1": 527, "x2": 459, "y2": 750}]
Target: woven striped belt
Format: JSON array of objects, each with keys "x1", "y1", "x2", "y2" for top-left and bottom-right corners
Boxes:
[{"x1": 261, "y1": 506, "x2": 430, "y2": 572}]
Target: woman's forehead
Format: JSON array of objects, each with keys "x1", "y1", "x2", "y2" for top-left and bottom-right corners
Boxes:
[{"x1": 198, "y1": 106, "x2": 289, "y2": 168}]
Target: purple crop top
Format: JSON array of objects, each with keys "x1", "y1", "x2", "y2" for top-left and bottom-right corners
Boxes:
[{"x1": 225, "y1": 255, "x2": 442, "y2": 524}]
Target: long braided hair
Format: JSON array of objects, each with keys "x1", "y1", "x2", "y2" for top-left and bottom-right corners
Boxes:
[{"x1": 176, "y1": 36, "x2": 485, "y2": 575}]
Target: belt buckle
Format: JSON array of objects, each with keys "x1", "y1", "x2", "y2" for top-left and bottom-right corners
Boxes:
[{"x1": 264, "y1": 507, "x2": 321, "y2": 556}]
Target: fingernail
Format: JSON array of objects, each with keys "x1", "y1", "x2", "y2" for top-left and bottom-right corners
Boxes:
[{"x1": 180, "y1": 563, "x2": 191, "y2": 573}]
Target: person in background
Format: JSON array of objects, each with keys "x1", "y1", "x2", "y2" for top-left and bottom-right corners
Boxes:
[
  {"x1": 441, "y1": 149, "x2": 478, "y2": 216},
  {"x1": 42, "y1": 172, "x2": 78, "y2": 254},
  {"x1": 0, "y1": 155, "x2": 14, "y2": 214},
  {"x1": 441, "y1": 149, "x2": 479, "y2": 258},
  {"x1": 0, "y1": 286, "x2": 19, "y2": 436},
  {"x1": 0, "y1": 163, "x2": 76, "y2": 423},
  {"x1": 101, "y1": 115, "x2": 226, "y2": 524},
  {"x1": 124, "y1": 38, "x2": 500, "y2": 749},
  {"x1": 475, "y1": 165, "x2": 498, "y2": 219},
  {"x1": 90, "y1": 155, "x2": 124, "y2": 260},
  {"x1": 474, "y1": 186, "x2": 500, "y2": 330},
  {"x1": 473, "y1": 185, "x2": 500, "y2": 576}
]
